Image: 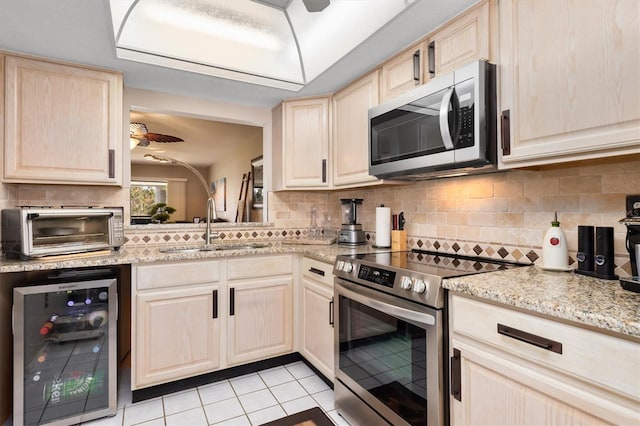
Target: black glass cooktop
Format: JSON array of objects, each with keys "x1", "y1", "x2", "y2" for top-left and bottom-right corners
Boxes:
[{"x1": 350, "y1": 249, "x2": 529, "y2": 278}]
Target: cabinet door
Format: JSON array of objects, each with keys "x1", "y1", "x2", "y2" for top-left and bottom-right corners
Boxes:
[
  {"x1": 301, "y1": 277, "x2": 334, "y2": 380},
  {"x1": 135, "y1": 284, "x2": 220, "y2": 388},
  {"x1": 228, "y1": 277, "x2": 293, "y2": 365},
  {"x1": 332, "y1": 71, "x2": 380, "y2": 188},
  {"x1": 3, "y1": 54, "x2": 122, "y2": 185},
  {"x1": 283, "y1": 97, "x2": 330, "y2": 188},
  {"x1": 380, "y1": 44, "x2": 424, "y2": 101},
  {"x1": 450, "y1": 341, "x2": 637, "y2": 425},
  {"x1": 499, "y1": 0, "x2": 640, "y2": 168},
  {"x1": 426, "y1": 1, "x2": 490, "y2": 79}
]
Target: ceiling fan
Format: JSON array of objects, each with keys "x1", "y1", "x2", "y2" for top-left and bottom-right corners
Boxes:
[
  {"x1": 130, "y1": 122, "x2": 184, "y2": 148},
  {"x1": 302, "y1": 0, "x2": 330, "y2": 12}
]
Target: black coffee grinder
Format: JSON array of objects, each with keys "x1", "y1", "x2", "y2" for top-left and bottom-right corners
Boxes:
[{"x1": 620, "y1": 195, "x2": 640, "y2": 293}]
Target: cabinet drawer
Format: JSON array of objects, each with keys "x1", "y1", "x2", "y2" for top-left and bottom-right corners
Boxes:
[
  {"x1": 451, "y1": 294, "x2": 640, "y2": 399},
  {"x1": 136, "y1": 261, "x2": 221, "y2": 290},
  {"x1": 302, "y1": 257, "x2": 334, "y2": 288},
  {"x1": 227, "y1": 255, "x2": 293, "y2": 280}
]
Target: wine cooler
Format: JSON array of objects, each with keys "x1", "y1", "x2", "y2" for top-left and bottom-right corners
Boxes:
[{"x1": 13, "y1": 269, "x2": 118, "y2": 426}]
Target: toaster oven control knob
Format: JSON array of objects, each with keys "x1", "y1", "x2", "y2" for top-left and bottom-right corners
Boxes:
[
  {"x1": 400, "y1": 276, "x2": 413, "y2": 290},
  {"x1": 413, "y1": 279, "x2": 427, "y2": 294},
  {"x1": 336, "y1": 261, "x2": 345, "y2": 271},
  {"x1": 343, "y1": 262, "x2": 354, "y2": 273}
]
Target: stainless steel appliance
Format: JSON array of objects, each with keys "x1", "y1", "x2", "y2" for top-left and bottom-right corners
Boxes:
[
  {"x1": 2, "y1": 207, "x2": 124, "y2": 259},
  {"x1": 369, "y1": 60, "x2": 496, "y2": 180},
  {"x1": 13, "y1": 267, "x2": 118, "y2": 426},
  {"x1": 620, "y1": 195, "x2": 640, "y2": 292},
  {"x1": 338, "y1": 199, "x2": 365, "y2": 246},
  {"x1": 333, "y1": 250, "x2": 525, "y2": 426}
]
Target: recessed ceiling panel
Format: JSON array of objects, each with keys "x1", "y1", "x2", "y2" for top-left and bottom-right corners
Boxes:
[
  {"x1": 110, "y1": 0, "x2": 418, "y2": 91},
  {"x1": 288, "y1": 0, "x2": 414, "y2": 82},
  {"x1": 115, "y1": 0, "x2": 302, "y2": 85}
]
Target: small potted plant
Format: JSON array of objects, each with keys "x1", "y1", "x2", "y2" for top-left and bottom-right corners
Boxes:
[{"x1": 148, "y1": 203, "x2": 176, "y2": 223}]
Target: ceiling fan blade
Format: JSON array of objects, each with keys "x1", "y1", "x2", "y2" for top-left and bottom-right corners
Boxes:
[
  {"x1": 143, "y1": 133, "x2": 184, "y2": 143},
  {"x1": 302, "y1": 0, "x2": 330, "y2": 12}
]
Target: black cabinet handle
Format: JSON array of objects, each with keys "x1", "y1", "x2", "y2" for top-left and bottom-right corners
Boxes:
[
  {"x1": 212, "y1": 290, "x2": 218, "y2": 319},
  {"x1": 451, "y1": 348, "x2": 461, "y2": 401},
  {"x1": 108, "y1": 149, "x2": 115, "y2": 178},
  {"x1": 501, "y1": 110, "x2": 511, "y2": 156},
  {"x1": 497, "y1": 324, "x2": 562, "y2": 354},
  {"x1": 428, "y1": 41, "x2": 436, "y2": 78},
  {"x1": 309, "y1": 267, "x2": 325, "y2": 277},
  {"x1": 412, "y1": 49, "x2": 421, "y2": 84},
  {"x1": 329, "y1": 298, "x2": 334, "y2": 326},
  {"x1": 230, "y1": 288, "x2": 235, "y2": 316},
  {"x1": 322, "y1": 159, "x2": 327, "y2": 183}
]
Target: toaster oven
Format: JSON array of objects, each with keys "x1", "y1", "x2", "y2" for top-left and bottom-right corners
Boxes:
[{"x1": 1, "y1": 207, "x2": 125, "y2": 259}]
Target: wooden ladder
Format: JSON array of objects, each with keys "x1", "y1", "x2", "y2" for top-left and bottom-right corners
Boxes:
[{"x1": 235, "y1": 171, "x2": 251, "y2": 222}]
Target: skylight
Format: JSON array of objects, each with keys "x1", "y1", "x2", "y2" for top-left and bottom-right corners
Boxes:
[{"x1": 109, "y1": 0, "x2": 416, "y2": 91}]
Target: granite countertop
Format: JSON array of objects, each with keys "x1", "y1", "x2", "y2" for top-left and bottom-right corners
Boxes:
[
  {"x1": 3, "y1": 244, "x2": 638, "y2": 340},
  {"x1": 443, "y1": 265, "x2": 640, "y2": 340},
  {"x1": 0, "y1": 242, "x2": 384, "y2": 273}
]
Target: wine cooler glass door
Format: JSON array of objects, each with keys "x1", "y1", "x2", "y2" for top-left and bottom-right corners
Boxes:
[{"x1": 13, "y1": 277, "x2": 117, "y2": 426}]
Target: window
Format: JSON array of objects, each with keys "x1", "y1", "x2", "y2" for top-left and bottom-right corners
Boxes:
[{"x1": 130, "y1": 181, "x2": 168, "y2": 216}]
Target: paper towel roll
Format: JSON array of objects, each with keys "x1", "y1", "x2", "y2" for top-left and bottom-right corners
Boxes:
[{"x1": 375, "y1": 207, "x2": 391, "y2": 248}]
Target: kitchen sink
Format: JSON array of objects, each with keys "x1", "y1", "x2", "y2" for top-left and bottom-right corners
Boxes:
[{"x1": 159, "y1": 243, "x2": 270, "y2": 253}]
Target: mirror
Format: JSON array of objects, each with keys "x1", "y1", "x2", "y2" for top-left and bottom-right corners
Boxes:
[{"x1": 130, "y1": 110, "x2": 264, "y2": 224}]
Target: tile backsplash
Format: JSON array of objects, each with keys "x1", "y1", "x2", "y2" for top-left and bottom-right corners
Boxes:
[
  {"x1": 270, "y1": 155, "x2": 640, "y2": 276},
  {"x1": 1, "y1": 155, "x2": 638, "y2": 276}
]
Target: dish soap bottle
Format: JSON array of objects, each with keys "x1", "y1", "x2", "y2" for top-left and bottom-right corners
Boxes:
[{"x1": 542, "y1": 212, "x2": 569, "y2": 270}]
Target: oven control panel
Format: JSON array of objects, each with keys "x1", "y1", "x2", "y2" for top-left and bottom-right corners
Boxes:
[{"x1": 358, "y1": 265, "x2": 396, "y2": 288}]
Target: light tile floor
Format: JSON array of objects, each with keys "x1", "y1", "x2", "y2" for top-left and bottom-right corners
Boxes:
[{"x1": 83, "y1": 362, "x2": 350, "y2": 426}]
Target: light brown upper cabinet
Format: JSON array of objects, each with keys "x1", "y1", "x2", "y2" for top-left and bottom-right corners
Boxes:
[
  {"x1": 380, "y1": 43, "x2": 425, "y2": 102},
  {"x1": 2, "y1": 53, "x2": 123, "y2": 185},
  {"x1": 424, "y1": 1, "x2": 492, "y2": 80},
  {"x1": 332, "y1": 70, "x2": 381, "y2": 188},
  {"x1": 499, "y1": 0, "x2": 640, "y2": 168},
  {"x1": 272, "y1": 97, "x2": 331, "y2": 190}
]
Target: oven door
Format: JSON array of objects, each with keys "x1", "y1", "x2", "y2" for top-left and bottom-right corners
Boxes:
[{"x1": 334, "y1": 278, "x2": 444, "y2": 426}]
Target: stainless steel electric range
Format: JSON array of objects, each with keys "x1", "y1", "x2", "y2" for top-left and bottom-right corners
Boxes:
[{"x1": 333, "y1": 249, "x2": 526, "y2": 426}]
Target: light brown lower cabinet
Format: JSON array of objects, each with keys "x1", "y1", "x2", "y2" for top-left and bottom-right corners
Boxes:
[
  {"x1": 135, "y1": 284, "x2": 221, "y2": 388},
  {"x1": 227, "y1": 277, "x2": 293, "y2": 366},
  {"x1": 132, "y1": 255, "x2": 294, "y2": 390},
  {"x1": 449, "y1": 294, "x2": 640, "y2": 425},
  {"x1": 299, "y1": 257, "x2": 335, "y2": 380}
]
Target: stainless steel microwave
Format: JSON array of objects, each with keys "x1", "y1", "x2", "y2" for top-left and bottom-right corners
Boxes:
[
  {"x1": 369, "y1": 60, "x2": 496, "y2": 180},
  {"x1": 1, "y1": 207, "x2": 125, "y2": 259}
]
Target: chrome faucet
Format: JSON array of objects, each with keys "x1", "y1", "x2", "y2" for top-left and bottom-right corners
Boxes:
[{"x1": 144, "y1": 154, "x2": 219, "y2": 244}]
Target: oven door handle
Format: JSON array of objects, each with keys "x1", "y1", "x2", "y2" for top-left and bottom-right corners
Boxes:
[{"x1": 338, "y1": 282, "x2": 436, "y2": 328}]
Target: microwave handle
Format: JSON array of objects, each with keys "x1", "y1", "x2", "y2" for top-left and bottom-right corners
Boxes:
[{"x1": 439, "y1": 88, "x2": 459, "y2": 150}]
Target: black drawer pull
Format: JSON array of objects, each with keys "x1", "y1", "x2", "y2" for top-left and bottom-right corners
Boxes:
[
  {"x1": 497, "y1": 324, "x2": 562, "y2": 354},
  {"x1": 212, "y1": 290, "x2": 218, "y2": 319},
  {"x1": 451, "y1": 348, "x2": 461, "y2": 401},
  {"x1": 309, "y1": 267, "x2": 325, "y2": 277},
  {"x1": 329, "y1": 298, "x2": 334, "y2": 326},
  {"x1": 230, "y1": 287, "x2": 235, "y2": 316}
]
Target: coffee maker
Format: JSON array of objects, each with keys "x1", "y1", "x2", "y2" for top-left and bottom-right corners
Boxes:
[
  {"x1": 620, "y1": 195, "x2": 640, "y2": 292},
  {"x1": 338, "y1": 198, "x2": 365, "y2": 246}
]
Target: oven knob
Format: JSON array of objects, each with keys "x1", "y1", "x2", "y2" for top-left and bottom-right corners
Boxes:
[
  {"x1": 343, "y1": 262, "x2": 354, "y2": 273},
  {"x1": 336, "y1": 261, "x2": 345, "y2": 271},
  {"x1": 413, "y1": 279, "x2": 427, "y2": 294},
  {"x1": 400, "y1": 276, "x2": 413, "y2": 290}
]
